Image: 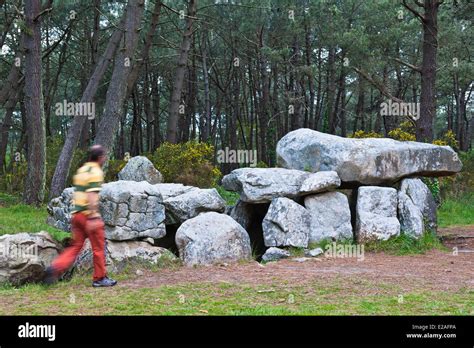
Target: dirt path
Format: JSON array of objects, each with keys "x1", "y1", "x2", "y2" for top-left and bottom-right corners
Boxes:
[{"x1": 122, "y1": 226, "x2": 474, "y2": 293}]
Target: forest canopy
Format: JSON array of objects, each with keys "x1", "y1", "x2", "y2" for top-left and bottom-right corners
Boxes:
[{"x1": 0, "y1": 0, "x2": 472, "y2": 205}]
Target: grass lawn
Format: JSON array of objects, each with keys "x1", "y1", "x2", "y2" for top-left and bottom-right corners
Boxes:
[
  {"x1": 0, "y1": 190, "x2": 473, "y2": 316},
  {"x1": 0, "y1": 192, "x2": 69, "y2": 242},
  {"x1": 438, "y1": 193, "x2": 474, "y2": 228},
  {"x1": 0, "y1": 273, "x2": 472, "y2": 315}
]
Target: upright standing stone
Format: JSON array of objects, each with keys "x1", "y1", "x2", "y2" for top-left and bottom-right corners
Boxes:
[
  {"x1": 262, "y1": 197, "x2": 311, "y2": 248},
  {"x1": 399, "y1": 178, "x2": 437, "y2": 231},
  {"x1": 356, "y1": 187, "x2": 400, "y2": 242},
  {"x1": 398, "y1": 191, "x2": 424, "y2": 238},
  {"x1": 304, "y1": 191, "x2": 353, "y2": 243}
]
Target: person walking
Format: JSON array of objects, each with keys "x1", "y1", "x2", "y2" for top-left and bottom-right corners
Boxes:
[{"x1": 44, "y1": 145, "x2": 117, "y2": 287}]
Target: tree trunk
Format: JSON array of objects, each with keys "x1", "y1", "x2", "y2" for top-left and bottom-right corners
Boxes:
[
  {"x1": 94, "y1": 0, "x2": 145, "y2": 153},
  {"x1": 326, "y1": 46, "x2": 337, "y2": 134},
  {"x1": 152, "y1": 75, "x2": 161, "y2": 149},
  {"x1": 166, "y1": 0, "x2": 197, "y2": 143},
  {"x1": 49, "y1": 16, "x2": 126, "y2": 199},
  {"x1": 22, "y1": 0, "x2": 46, "y2": 205},
  {"x1": 0, "y1": 90, "x2": 19, "y2": 172},
  {"x1": 201, "y1": 30, "x2": 211, "y2": 142},
  {"x1": 354, "y1": 74, "x2": 365, "y2": 132},
  {"x1": 403, "y1": 0, "x2": 441, "y2": 142}
]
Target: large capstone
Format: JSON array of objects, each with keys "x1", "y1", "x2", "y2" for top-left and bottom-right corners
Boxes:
[
  {"x1": 356, "y1": 186, "x2": 400, "y2": 242},
  {"x1": 299, "y1": 171, "x2": 341, "y2": 195},
  {"x1": 222, "y1": 168, "x2": 341, "y2": 203},
  {"x1": 304, "y1": 191, "x2": 353, "y2": 243},
  {"x1": 277, "y1": 128, "x2": 462, "y2": 185},
  {"x1": 175, "y1": 212, "x2": 252, "y2": 266},
  {"x1": 162, "y1": 187, "x2": 226, "y2": 224},
  {"x1": 117, "y1": 156, "x2": 163, "y2": 184},
  {"x1": 262, "y1": 197, "x2": 311, "y2": 248},
  {"x1": 0, "y1": 232, "x2": 61, "y2": 286},
  {"x1": 99, "y1": 181, "x2": 166, "y2": 241},
  {"x1": 399, "y1": 178, "x2": 437, "y2": 231},
  {"x1": 222, "y1": 168, "x2": 309, "y2": 203}
]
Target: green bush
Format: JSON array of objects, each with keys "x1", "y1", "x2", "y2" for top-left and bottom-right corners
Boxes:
[
  {"x1": 0, "y1": 137, "x2": 86, "y2": 198},
  {"x1": 150, "y1": 141, "x2": 221, "y2": 188},
  {"x1": 440, "y1": 150, "x2": 474, "y2": 199},
  {"x1": 104, "y1": 159, "x2": 127, "y2": 183},
  {"x1": 0, "y1": 160, "x2": 27, "y2": 194}
]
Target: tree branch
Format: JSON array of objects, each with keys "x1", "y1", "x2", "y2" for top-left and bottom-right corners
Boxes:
[
  {"x1": 352, "y1": 67, "x2": 403, "y2": 103},
  {"x1": 402, "y1": 0, "x2": 425, "y2": 23},
  {"x1": 413, "y1": 0, "x2": 424, "y2": 7},
  {"x1": 392, "y1": 57, "x2": 422, "y2": 73},
  {"x1": 33, "y1": 7, "x2": 52, "y2": 21},
  {"x1": 161, "y1": 2, "x2": 199, "y2": 20}
]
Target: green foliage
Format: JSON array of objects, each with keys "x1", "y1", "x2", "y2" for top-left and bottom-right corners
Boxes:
[
  {"x1": 0, "y1": 161, "x2": 27, "y2": 194},
  {"x1": 215, "y1": 186, "x2": 239, "y2": 206},
  {"x1": 256, "y1": 160, "x2": 269, "y2": 168},
  {"x1": 432, "y1": 130, "x2": 459, "y2": 149},
  {"x1": 45, "y1": 137, "x2": 86, "y2": 196},
  {"x1": 387, "y1": 121, "x2": 416, "y2": 141},
  {"x1": 104, "y1": 159, "x2": 127, "y2": 183},
  {"x1": 150, "y1": 141, "x2": 221, "y2": 188},
  {"x1": 349, "y1": 130, "x2": 383, "y2": 138},
  {"x1": 287, "y1": 246, "x2": 305, "y2": 257},
  {"x1": 438, "y1": 193, "x2": 474, "y2": 228},
  {"x1": 423, "y1": 178, "x2": 441, "y2": 205},
  {"x1": 364, "y1": 232, "x2": 447, "y2": 256},
  {"x1": 440, "y1": 150, "x2": 474, "y2": 199},
  {"x1": 387, "y1": 129, "x2": 416, "y2": 141},
  {"x1": 0, "y1": 137, "x2": 86, "y2": 199}
]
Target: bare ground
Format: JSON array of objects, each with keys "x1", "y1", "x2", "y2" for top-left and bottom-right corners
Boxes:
[{"x1": 121, "y1": 226, "x2": 474, "y2": 293}]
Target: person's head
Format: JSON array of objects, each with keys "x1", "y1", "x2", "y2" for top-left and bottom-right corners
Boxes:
[{"x1": 88, "y1": 144, "x2": 106, "y2": 167}]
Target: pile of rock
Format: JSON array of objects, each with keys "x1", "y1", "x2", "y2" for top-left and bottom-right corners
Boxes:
[
  {"x1": 7, "y1": 129, "x2": 459, "y2": 285},
  {"x1": 45, "y1": 156, "x2": 248, "y2": 269},
  {"x1": 224, "y1": 168, "x2": 353, "y2": 260},
  {"x1": 224, "y1": 129, "x2": 461, "y2": 260}
]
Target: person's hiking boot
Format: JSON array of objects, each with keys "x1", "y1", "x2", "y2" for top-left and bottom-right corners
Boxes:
[
  {"x1": 42, "y1": 266, "x2": 58, "y2": 285},
  {"x1": 92, "y1": 276, "x2": 117, "y2": 288}
]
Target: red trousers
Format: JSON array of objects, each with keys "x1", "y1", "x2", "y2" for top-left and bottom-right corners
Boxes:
[{"x1": 52, "y1": 212, "x2": 106, "y2": 281}]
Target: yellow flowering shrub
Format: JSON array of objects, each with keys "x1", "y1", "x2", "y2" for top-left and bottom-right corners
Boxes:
[
  {"x1": 349, "y1": 130, "x2": 383, "y2": 138},
  {"x1": 432, "y1": 130, "x2": 458, "y2": 149},
  {"x1": 387, "y1": 121, "x2": 416, "y2": 141},
  {"x1": 150, "y1": 141, "x2": 221, "y2": 188},
  {"x1": 387, "y1": 128, "x2": 416, "y2": 141}
]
